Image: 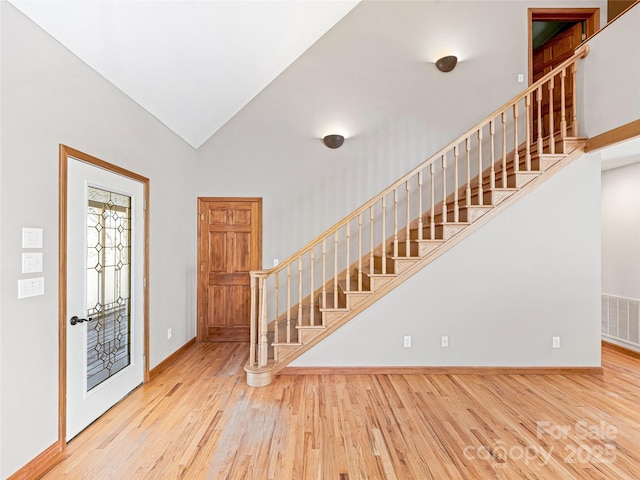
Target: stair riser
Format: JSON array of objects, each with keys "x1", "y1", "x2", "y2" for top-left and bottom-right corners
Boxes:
[
  {"x1": 319, "y1": 290, "x2": 347, "y2": 310},
  {"x1": 369, "y1": 275, "x2": 394, "y2": 291},
  {"x1": 465, "y1": 189, "x2": 515, "y2": 207},
  {"x1": 343, "y1": 293, "x2": 371, "y2": 309},
  {"x1": 297, "y1": 328, "x2": 322, "y2": 344},
  {"x1": 320, "y1": 310, "x2": 343, "y2": 325},
  {"x1": 395, "y1": 241, "x2": 420, "y2": 257},
  {"x1": 350, "y1": 272, "x2": 372, "y2": 291},
  {"x1": 522, "y1": 137, "x2": 567, "y2": 155},
  {"x1": 374, "y1": 256, "x2": 396, "y2": 274},
  {"x1": 424, "y1": 224, "x2": 466, "y2": 241},
  {"x1": 419, "y1": 242, "x2": 443, "y2": 256}
]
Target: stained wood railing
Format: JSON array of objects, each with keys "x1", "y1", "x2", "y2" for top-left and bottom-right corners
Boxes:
[{"x1": 247, "y1": 45, "x2": 589, "y2": 373}]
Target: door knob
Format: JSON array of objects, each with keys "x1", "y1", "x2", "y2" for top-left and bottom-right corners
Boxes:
[{"x1": 70, "y1": 316, "x2": 93, "y2": 325}]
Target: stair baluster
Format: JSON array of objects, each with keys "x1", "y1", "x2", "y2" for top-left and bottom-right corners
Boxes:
[
  {"x1": 571, "y1": 63, "x2": 578, "y2": 136},
  {"x1": 286, "y1": 264, "x2": 291, "y2": 343},
  {"x1": 405, "y1": 181, "x2": 411, "y2": 256},
  {"x1": 501, "y1": 112, "x2": 507, "y2": 187},
  {"x1": 525, "y1": 93, "x2": 532, "y2": 170},
  {"x1": 418, "y1": 171, "x2": 423, "y2": 240},
  {"x1": 489, "y1": 121, "x2": 495, "y2": 190},
  {"x1": 560, "y1": 69, "x2": 567, "y2": 139},
  {"x1": 333, "y1": 231, "x2": 339, "y2": 309},
  {"x1": 453, "y1": 145, "x2": 460, "y2": 222},
  {"x1": 274, "y1": 272, "x2": 279, "y2": 353},
  {"x1": 549, "y1": 76, "x2": 555, "y2": 154},
  {"x1": 466, "y1": 137, "x2": 472, "y2": 203},
  {"x1": 310, "y1": 249, "x2": 315, "y2": 325},
  {"x1": 322, "y1": 239, "x2": 326, "y2": 310},
  {"x1": 345, "y1": 223, "x2": 350, "y2": 294},
  {"x1": 441, "y1": 155, "x2": 447, "y2": 222},
  {"x1": 536, "y1": 86, "x2": 543, "y2": 154},
  {"x1": 477, "y1": 129, "x2": 483, "y2": 205},
  {"x1": 358, "y1": 214, "x2": 363, "y2": 291},
  {"x1": 392, "y1": 191, "x2": 398, "y2": 261},
  {"x1": 430, "y1": 163, "x2": 435, "y2": 239}
]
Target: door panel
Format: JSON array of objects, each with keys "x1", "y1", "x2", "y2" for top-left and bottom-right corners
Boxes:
[
  {"x1": 198, "y1": 198, "x2": 261, "y2": 342},
  {"x1": 66, "y1": 157, "x2": 145, "y2": 440},
  {"x1": 532, "y1": 22, "x2": 583, "y2": 139}
]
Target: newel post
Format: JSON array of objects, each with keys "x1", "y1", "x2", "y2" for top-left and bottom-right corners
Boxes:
[
  {"x1": 249, "y1": 272, "x2": 258, "y2": 367},
  {"x1": 249, "y1": 270, "x2": 268, "y2": 368},
  {"x1": 257, "y1": 272, "x2": 269, "y2": 368}
]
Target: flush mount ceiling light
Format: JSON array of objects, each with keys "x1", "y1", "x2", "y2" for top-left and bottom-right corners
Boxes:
[
  {"x1": 435, "y1": 55, "x2": 458, "y2": 73},
  {"x1": 323, "y1": 134, "x2": 345, "y2": 149}
]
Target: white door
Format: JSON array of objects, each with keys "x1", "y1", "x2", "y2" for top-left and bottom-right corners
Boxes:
[{"x1": 66, "y1": 157, "x2": 145, "y2": 440}]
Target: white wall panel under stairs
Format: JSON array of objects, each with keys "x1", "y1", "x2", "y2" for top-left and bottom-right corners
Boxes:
[{"x1": 291, "y1": 154, "x2": 602, "y2": 368}]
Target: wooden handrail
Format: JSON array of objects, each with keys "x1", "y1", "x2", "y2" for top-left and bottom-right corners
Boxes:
[{"x1": 251, "y1": 45, "x2": 589, "y2": 278}]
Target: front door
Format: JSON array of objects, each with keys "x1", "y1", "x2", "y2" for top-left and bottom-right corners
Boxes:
[
  {"x1": 65, "y1": 154, "x2": 146, "y2": 440},
  {"x1": 198, "y1": 198, "x2": 262, "y2": 342}
]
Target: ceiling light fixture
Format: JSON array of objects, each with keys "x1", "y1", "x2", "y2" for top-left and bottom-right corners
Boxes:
[
  {"x1": 435, "y1": 55, "x2": 458, "y2": 73},
  {"x1": 323, "y1": 134, "x2": 345, "y2": 149}
]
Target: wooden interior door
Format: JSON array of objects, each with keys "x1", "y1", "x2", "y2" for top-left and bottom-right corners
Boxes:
[
  {"x1": 198, "y1": 198, "x2": 262, "y2": 342},
  {"x1": 529, "y1": 8, "x2": 599, "y2": 141},
  {"x1": 532, "y1": 22, "x2": 584, "y2": 139}
]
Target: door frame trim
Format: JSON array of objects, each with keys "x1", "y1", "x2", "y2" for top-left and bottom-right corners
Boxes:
[
  {"x1": 58, "y1": 145, "x2": 150, "y2": 448},
  {"x1": 528, "y1": 8, "x2": 600, "y2": 85},
  {"x1": 197, "y1": 197, "x2": 262, "y2": 342}
]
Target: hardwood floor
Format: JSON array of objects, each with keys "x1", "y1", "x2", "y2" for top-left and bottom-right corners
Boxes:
[{"x1": 42, "y1": 343, "x2": 640, "y2": 479}]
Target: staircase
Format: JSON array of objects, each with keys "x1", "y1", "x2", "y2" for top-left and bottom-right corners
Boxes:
[{"x1": 245, "y1": 45, "x2": 590, "y2": 387}]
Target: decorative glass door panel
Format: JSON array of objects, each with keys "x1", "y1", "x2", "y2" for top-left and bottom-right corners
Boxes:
[{"x1": 86, "y1": 187, "x2": 132, "y2": 391}]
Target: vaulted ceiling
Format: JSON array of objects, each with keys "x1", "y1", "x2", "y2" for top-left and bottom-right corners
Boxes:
[{"x1": 8, "y1": 0, "x2": 359, "y2": 148}]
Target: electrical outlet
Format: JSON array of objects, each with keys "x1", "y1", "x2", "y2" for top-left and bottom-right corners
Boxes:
[
  {"x1": 552, "y1": 336, "x2": 560, "y2": 348},
  {"x1": 517, "y1": 73, "x2": 524, "y2": 83},
  {"x1": 441, "y1": 336, "x2": 449, "y2": 347},
  {"x1": 167, "y1": 328, "x2": 172, "y2": 340},
  {"x1": 404, "y1": 336, "x2": 411, "y2": 348},
  {"x1": 273, "y1": 258, "x2": 279, "y2": 267}
]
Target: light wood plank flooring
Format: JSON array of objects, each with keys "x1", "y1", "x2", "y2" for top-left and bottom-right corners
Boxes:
[{"x1": 42, "y1": 343, "x2": 640, "y2": 479}]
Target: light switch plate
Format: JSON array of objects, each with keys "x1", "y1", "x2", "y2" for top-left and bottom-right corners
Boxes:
[
  {"x1": 22, "y1": 252, "x2": 43, "y2": 273},
  {"x1": 18, "y1": 277, "x2": 45, "y2": 298},
  {"x1": 22, "y1": 227, "x2": 43, "y2": 248}
]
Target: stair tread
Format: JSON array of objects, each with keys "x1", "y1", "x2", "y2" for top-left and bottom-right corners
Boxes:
[
  {"x1": 295, "y1": 325, "x2": 325, "y2": 331},
  {"x1": 358, "y1": 266, "x2": 397, "y2": 277},
  {"x1": 434, "y1": 204, "x2": 494, "y2": 215},
  {"x1": 423, "y1": 221, "x2": 471, "y2": 228}
]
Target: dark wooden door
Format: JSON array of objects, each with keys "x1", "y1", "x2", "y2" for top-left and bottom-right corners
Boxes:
[
  {"x1": 532, "y1": 22, "x2": 584, "y2": 139},
  {"x1": 198, "y1": 198, "x2": 262, "y2": 342}
]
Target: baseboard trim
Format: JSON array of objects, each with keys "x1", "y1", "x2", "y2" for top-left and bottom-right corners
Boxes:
[
  {"x1": 7, "y1": 442, "x2": 63, "y2": 480},
  {"x1": 149, "y1": 337, "x2": 197, "y2": 380},
  {"x1": 279, "y1": 365, "x2": 604, "y2": 376},
  {"x1": 602, "y1": 339, "x2": 640, "y2": 360}
]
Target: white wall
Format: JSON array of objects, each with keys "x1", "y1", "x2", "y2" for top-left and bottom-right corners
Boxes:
[
  {"x1": 581, "y1": 2, "x2": 640, "y2": 137},
  {"x1": 0, "y1": 3, "x2": 196, "y2": 477},
  {"x1": 293, "y1": 155, "x2": 602, "y2": 367},
  {"x1": 602, "y1": 160, "x2": 640, "y2": 299},
  {"x1": 196, "y1": 0, "x2": 605, "y2": 267}
]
